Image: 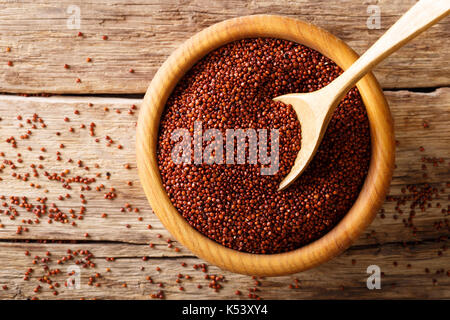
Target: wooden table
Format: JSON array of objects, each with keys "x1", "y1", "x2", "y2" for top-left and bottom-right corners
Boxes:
[{"x1": 0, "y1": 0, "x2": 448, "y2": 300}]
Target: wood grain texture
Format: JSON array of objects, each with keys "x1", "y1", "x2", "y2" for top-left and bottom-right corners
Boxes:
[
  {"x1": 0, "y1": 0, "x2": 448, "y2": 94},
  {"x1": 0, "y1": 241, "x2": 448, "y2": 300},
  {"x1": 0, "y1": 88, "x2": 449, "y2": 298}
]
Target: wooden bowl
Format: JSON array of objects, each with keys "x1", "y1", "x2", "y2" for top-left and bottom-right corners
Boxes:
[{"x1": 136, "y1": 15, "x2": 395, "y2": 276}]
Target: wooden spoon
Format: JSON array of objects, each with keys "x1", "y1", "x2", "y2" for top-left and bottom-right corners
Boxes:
[{"x1": 274, "y1": 0, "x2": 449, "y2": 191}]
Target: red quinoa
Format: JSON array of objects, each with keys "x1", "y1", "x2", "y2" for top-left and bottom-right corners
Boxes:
[{"x1": 158, "y1": 38, "x2": 371, "y2": 254}]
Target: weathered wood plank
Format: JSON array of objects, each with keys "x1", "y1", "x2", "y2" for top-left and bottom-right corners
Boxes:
[
  {"x1": 0, "y1": 90, "x2": 448, "y2": 245},
  {"x1": 392, "y1": 89, "x2": 450, "y2": 185},
  {"x1": 0, "y1": 240, "x2": 448, "y2": 299},
  {"x1": 0, "y1": 0, "x2": 448, "y2": 94}
]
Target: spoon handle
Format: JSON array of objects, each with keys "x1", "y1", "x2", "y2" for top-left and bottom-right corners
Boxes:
[{"x1": 325, "y1": 0, "x2": 450, "y2": 105}]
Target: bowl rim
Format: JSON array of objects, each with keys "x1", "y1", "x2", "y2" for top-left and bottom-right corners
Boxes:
[{"x1": 136, "y1": 14, "x2": 395, "y2": 276}]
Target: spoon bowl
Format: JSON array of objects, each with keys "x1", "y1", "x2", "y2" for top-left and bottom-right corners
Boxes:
[{"x1": 273, "y1": 90, "x2": 328, "y2": 190}]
